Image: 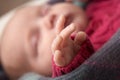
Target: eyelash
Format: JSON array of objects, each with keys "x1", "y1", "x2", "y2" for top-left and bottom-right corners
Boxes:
[{"x1": 31, "y1": 28, "x2": 39, "y2": 56}]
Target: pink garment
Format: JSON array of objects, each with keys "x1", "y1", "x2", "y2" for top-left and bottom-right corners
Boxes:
[
  {"x1": 52, "y1": 0, "x2": 120, "y2": 77},
  {"x1": 86, "y1": 0, "x2": 120, "y2": 51}
]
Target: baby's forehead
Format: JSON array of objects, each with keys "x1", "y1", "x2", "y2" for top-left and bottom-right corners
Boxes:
[
  {"x1": 16, "y1": 6, "x2": 41, "y2": 14},
  {"x1": 15, "y1": 3, "x2": 80, "y2": 16}
]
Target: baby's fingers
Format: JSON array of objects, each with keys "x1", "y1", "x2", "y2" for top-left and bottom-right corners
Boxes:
[
  {"x1": 60, "y1": 23, "x2": 75, "y2": 41},
  {"x1": 55, "y1": 15, "x2": 66, "y2": 34},
  {"x1": 51, "y1": 35, "x2": 63, "y2": 54},
  {"x1": 74, "y1": 32, "x2": 86, "y2": 45},
  {"x1": 54, "y1": 50, "x2": 66, "y2": 66},
  {"x1": 74, "y1": 32, "x2": 86, "y2": 52}
]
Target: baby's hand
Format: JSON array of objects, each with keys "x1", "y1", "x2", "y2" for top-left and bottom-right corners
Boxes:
[{"x1": 51, "y1": 15, "x2": 86, "y2": 67}]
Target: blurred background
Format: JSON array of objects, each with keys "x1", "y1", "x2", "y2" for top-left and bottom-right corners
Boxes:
[{"x1": 0, "y1": 0, "x2": 29, "y2": 16}]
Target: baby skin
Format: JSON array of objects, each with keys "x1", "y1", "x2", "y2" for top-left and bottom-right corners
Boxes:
[
  {"x1": 0, "y1": 3, "x2": 88, "y2": 79},
  {"x1": 52, "y1": 15, "x2": 86, "y2": 67}
]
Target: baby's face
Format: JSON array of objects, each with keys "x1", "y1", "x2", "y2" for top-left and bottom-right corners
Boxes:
[{"x1": 0, "y1": 3, "x2": 87, "y2": 79}]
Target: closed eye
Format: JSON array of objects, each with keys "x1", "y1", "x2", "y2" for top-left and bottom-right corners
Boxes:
[{"x1": 30, "y1": 28, "x2": 39, "y2": 57}]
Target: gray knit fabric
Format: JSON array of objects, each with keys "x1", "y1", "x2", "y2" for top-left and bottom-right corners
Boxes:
[{"x1": 19, "y1": 29, "x2": 120, "y2": 80}]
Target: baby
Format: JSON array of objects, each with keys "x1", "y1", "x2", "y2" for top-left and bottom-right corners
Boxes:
[{"x1": 0, "y1": 1, "x2": 91, "y2": 80}]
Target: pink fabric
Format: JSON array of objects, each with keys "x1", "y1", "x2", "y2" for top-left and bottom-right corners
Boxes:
[
  {"x1": 86, "y1": 0, "x2": 120, "y2": 51},
  {"x1": 52, "y1": 0, "x2": 120, "y2": 77}
]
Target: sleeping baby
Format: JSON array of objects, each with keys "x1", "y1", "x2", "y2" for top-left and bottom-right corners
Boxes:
[{"x1": 0, "y1": 0, "x2": 94, "y2": 80}]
